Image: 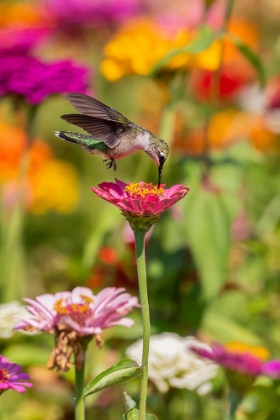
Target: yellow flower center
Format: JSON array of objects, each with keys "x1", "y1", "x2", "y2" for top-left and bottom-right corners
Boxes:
[
  {"x1": 125, "y1": 182, "x2": 164, "y2": 198},
  {"x1": 225, "y1": 341, "x2": 270, "y2": 361},
  {"x1": 53, "y1": 294, "x2": 94, "y2": 315},
  {"x1": 0, "y1": 369, "x2": 8, "y2": 381}
]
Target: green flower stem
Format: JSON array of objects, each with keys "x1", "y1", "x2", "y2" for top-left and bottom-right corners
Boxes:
[
  {"x1": 225, "y1": 389, "x2": 242, "y2": 420},
  {"x1": 75, "y1": 351, "x2": 86, "y2": 420},
  {"x1": 133, "y1": 229, "x2": 150, "y2": 420}
]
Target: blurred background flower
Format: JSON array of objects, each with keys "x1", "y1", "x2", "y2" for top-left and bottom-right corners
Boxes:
[
  {"x1": 0, "y1": 301, "x2": 31, "y2": 339},
  {"x1": 45, "y1": 0, "x2": 142, "y2": 28},
  {"x1": 126, "y1": 333, "x2": 218, "y2": 394}
]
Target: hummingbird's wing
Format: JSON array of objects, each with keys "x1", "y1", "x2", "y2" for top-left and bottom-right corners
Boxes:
[
  {"x1": 62, "y1": 93, "x2": 132, "y2": 148},
  {"x1": 66, "y1": 93, "x2": 129, "y2": 123},
  {"x1": 61, "y1": 114, "x2": 128, "y2": 148}
]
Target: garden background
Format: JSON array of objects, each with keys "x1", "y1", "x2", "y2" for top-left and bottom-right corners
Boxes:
[{"x1": 1, "y1": 0, "x2": 280, "y2": 418}]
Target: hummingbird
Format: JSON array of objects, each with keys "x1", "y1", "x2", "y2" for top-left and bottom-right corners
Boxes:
[{"x1": 55, "y1": 93, "x2": 169, "y2": 188}]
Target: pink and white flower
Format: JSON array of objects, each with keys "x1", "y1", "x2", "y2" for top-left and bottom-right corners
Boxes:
[{"x1": 14, "y1": 287, "x2": 139, "y2": 336}]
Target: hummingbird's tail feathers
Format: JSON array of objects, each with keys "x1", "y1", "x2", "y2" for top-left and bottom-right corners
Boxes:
[
  {"x1": 55, "y1": 131, "x2": 79, "y2": 144},
  {"x1": 54, "y1": 130, "x2": 107, "y2": 154},
  {"x1": 66, "y1": 93, "x2": 129, "y2": 124},
  {"x1": 61, "y1": 113, "x2": 126, "y2": 148}
]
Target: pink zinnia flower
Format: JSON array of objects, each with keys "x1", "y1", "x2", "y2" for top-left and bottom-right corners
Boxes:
[
  {"x1": 192, "y1": 341, "x2": 280, "y2": 393},
  {"x1": 91, "y1": 179, "x2": 189, "y2": 216},
  {"x1": 191, "y1": 343, "x2": 264, "y2": 377},
  {"x1": 14, "y1": 286, "x2": 139, "y2": 336},
  {"x1": 14, "y1": 287, "x2": 139, "y2": 371},
  {"x1": 0, "y1": 356, "x2": 32, "y2": 394}
]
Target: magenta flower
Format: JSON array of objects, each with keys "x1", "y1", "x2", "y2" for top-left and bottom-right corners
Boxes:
[
  {"x1": 0, "y1": 356, "x2": 32, "y2": 394},
  {"x1": 0, "y1": 54, "x2": 90, "y2": 105},
  {"x1": 46, "y1": 0, "x2": 141, "y2": 27},
  {"x1": 14, "y1": 286, "x2": 139, "y2": 336},
  {"x1": 191, "y1": 344, "x2": 264, "y2": 377},
  {"x1": 263, "y1": 360, "x2": 280, "y2": 378},
  {"x1": 0, "y1": 32, "x2": 90, "y2": 105},
  {"x1": 192, "y1": 342, "x2": 280, "y2": 393},
  {"x1": 91, "y1": 179, "x2": 189, "y2": 217}
]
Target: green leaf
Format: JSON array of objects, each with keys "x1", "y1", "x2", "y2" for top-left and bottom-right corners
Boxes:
[
  {"x1": 123, "y1": 393, "x2": 137, "y2": 410},
  {"x1": 122, "y1": 394, "x2": 157, "y2": 420},
  {"x1": 230, "y1": 35, "x2": 266, "y2": 86},
  {"x1": 182, "y1": 187, "x2": 231, "y2": 300},
  {"x1": 84, "y1": 358, "x2": 142, "y2": 397},
  {"x1": 151, "y1": 25, "x2": 219, "y2": 75}
]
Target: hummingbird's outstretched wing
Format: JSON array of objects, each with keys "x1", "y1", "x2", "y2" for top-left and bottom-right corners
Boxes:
[
  {"x1": 62, "y1": 93, "x2": 131, "y2": 148},
  {"x1": 61, "y1": 114, "x2": 127, "y2": 148},
  {"x1": 66, "y1": 93, "x2": 128, "y2": 123}
]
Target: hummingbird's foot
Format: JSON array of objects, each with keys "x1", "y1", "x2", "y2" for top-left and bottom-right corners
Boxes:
[{"x1": 103, "y1": 159, "x2": 117, "y2": 171}]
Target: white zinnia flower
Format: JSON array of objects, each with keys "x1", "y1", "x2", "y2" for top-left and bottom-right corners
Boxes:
[
  {"x1": 126, "y1": 332, "x2": 218, "y2": 394},
  {"x1": 0, "y1": 301, "x2": 33, "y2": 338}
]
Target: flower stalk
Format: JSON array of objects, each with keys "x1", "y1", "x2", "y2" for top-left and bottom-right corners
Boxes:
[
  {"x1": 226, "y1": 389, "x2": 242, "y2": 420},
  {"x1": 133, "y1": 229, "x2": 150, "y2": 420},
  {"x1": 75, "y1": 349, "x2": 86, "y2": 420}
]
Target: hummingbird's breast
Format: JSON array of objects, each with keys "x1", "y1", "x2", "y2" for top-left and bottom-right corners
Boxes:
[{"x1": 109, "y1": 130, "x2": 150, "y2": 159}]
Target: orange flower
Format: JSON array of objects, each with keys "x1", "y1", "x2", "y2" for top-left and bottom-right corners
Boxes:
[
  {"x1": 0, "y1": 124, "x2": 80, "y2": 214},
  {"x1": 173, "y1": 110, "x2": 256, "y2": 155},
  {"x1": 224, "y1": 19, "x2": 259, "y2": 64},
  {"x1": 0, "y1": 1, "x2": 50, "y2": 28},
  {"x1": 249, "y1": 116, "x2": 280, "y2": 154},
  {"x1": 0, "y1": 123, "x2": 27, "y2": 181}
]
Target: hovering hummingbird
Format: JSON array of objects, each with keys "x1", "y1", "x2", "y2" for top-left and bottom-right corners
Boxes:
[{"x1": 55, "y1": 93, "x2": 169, "y2": 188}]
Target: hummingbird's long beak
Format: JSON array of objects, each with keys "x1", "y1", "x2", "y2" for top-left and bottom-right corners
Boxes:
[{"x1": 157, "y1": 162, "x2": 164, "y2": 189}]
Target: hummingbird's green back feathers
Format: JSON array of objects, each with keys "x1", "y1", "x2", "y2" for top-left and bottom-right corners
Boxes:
[{"x1": 55, "y1": 131, "x2": 108, "y2": 154}]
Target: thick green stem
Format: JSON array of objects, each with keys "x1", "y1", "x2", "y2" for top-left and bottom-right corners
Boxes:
[
  {"x1": 225, "y1": 389, "x2": 242, "y2": 420},
  {"x1": 133, "y1": 229, "x2": 150, "y2": 420},
  {"x1": 75, "y1": 352, "x2": 86, "y2": 420}
]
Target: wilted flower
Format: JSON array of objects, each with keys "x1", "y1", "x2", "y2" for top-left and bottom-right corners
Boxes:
[
  {"x1": 14, "y1": 287, "x2": 139, "y2": 371},
  {"x1": 192, "y1": 341, "x2": 280, "y2": 393},
  {"x1": 0, "y1": 301, "x2": 31, "y2": 339},
  {"x1": 126, "y1": 333, "x2": 218, "y2": 394},
  {"x1": 45, "y1": 0, "x2": 141, "y2": 27},
  {"x1": 0, "y1": 356, "x2": 32, "y2": 394},
  {"x1": 91, "y1": 179, "x2": 189, "y2": 231}
]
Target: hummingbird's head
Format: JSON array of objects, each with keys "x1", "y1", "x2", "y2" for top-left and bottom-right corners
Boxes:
[
  {"x1": 147, "y1": 137, "x2": 169, "y2": 168},
  {"x1": 146, "y1": 137, "x2": 169, "y2": 188}
]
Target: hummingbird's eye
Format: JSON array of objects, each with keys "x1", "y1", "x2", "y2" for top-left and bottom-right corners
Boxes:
[{"x1": 159, "y1": 152, "x2": 165, "y2": 161}]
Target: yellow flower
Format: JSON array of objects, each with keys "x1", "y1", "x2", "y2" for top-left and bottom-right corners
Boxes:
[
  {"x1": 29, "y1": 159, "x2": 79, "y2": 215},
  {"x1": 101, "y1": 18, "x2": 221, "y2": 81}
]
